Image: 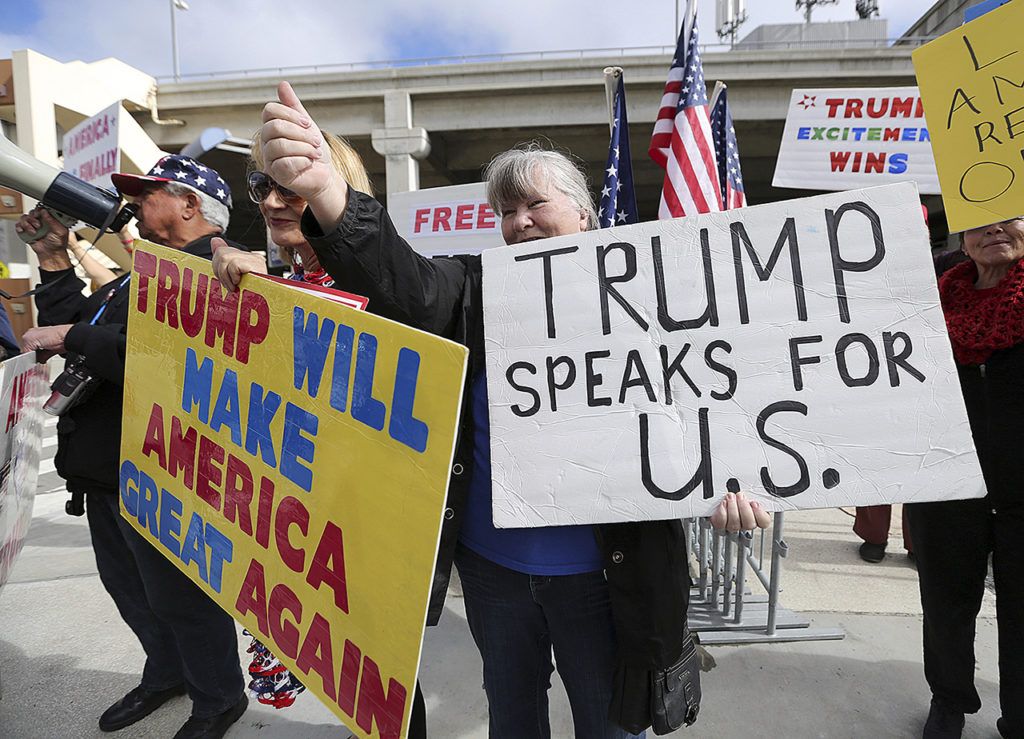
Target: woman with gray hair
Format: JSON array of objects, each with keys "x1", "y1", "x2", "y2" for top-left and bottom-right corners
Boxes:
[
  {"x1": 484, "y1": 143, "x2": 599, "y2": 234},
  {"x1": 214, "y1": 82, "x2": 768, "y2": 738}
]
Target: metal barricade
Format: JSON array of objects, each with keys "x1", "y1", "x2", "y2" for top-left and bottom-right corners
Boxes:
[{"x1": 684, "y1": 513, "x2": 845, "y2": 645}]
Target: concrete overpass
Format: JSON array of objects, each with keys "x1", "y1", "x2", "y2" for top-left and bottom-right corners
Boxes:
[{"x1": 135, "y1": 40, "x2": 923, "y2": 244}]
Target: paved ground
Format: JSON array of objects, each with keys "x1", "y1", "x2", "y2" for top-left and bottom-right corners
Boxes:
[{"x1": 0, "y1": 417, "x2": 1003, "y2": 737}]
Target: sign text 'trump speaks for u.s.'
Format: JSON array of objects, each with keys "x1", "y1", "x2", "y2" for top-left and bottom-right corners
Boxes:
[
  {"x1": 482, "y1": 183, "x2": 984, "y2": 527},
  {"x1": 119, "y1": 244, "x2": 467, "y2": 739}
]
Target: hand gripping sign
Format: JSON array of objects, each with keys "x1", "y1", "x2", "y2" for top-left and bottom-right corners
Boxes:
[
  {"x1": 482, "y1": 183, "x2": 984, "y2": 528},
  {"x1": 120, "y1": 243, "x2": 467, "y2": 738}
]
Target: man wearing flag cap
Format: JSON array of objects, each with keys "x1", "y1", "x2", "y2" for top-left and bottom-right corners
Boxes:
[{"x1": 16, "y1": 155, "x2": 248, "y2": 739}]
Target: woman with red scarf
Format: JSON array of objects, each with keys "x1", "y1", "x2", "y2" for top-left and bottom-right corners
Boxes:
[{"x1": 907, "y1": 217, "x2": 1024, "y2": 739}]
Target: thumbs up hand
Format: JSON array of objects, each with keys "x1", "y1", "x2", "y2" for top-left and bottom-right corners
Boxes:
[{"x1": 260, "y1": 81, "x2": 349, "y2": 225}]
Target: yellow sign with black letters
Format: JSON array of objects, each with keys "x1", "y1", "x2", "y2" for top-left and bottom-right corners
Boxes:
[{"x1": 913, "y1": 0, "x2": 1024, "y2": 231}]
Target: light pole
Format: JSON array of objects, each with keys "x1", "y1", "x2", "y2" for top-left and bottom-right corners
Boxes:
[{"x1": 170, "y1": 0, "x2": 190, "y2": 81}]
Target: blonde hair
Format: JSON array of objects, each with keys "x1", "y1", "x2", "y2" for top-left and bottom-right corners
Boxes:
[{"x1": 249, "y1": 129, "x2": 372, "y2": 267}]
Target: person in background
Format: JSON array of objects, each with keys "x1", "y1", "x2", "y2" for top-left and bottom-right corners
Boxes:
[
  {"x1": 853, "y1": 505, "x2": 912, "y2": 563},
  {"x1": 67, "y1": 231, "x2": 120, "y2": 286},
  {"x1": 213, "y1": 81, "x2": 770, "y2": 738},
  {"x1": 16, "y1": 155, "x2": 249, "y2": 739},
  {"x1": 906, "y1": 216, "x2": 1024, "y2": 739}
]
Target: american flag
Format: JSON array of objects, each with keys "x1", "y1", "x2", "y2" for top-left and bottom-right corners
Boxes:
[
  {"x1": 649, "y1": 0, "x2": 722, "y2": 218},
  {"x1": 599, "y1": 74, "x2": 638, "y2": 228},
  {"x1": 709, "y1": 85, "x2": 747, "y2": 210}
]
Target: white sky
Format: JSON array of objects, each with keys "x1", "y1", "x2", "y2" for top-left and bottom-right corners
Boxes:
[{"x1": 1, "y1": 0, "x2": 937, "y2": 79}]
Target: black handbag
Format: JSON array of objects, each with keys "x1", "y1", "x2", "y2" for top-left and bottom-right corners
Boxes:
[{"x1": 649, "y1": 629, "x2": 701, "y2": 734}]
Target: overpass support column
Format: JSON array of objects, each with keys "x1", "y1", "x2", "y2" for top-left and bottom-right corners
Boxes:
[
  {"x1": 372, "y1": 90, "x2": 428, "y2": 194},
  {"x1": 372, "y1": 91, "x2": 430, "y2": 195}
]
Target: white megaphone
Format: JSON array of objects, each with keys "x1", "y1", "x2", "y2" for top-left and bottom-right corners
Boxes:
[{"x1": 0, "y1": 125, "x2": 136, "y2": 241}]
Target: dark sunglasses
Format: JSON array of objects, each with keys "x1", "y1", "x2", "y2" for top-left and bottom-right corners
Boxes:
[{"x1": 247, "y1": 171, "x2": 303, "y2": 204}]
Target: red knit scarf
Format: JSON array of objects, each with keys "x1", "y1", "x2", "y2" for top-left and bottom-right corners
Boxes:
[
  {"x1": 939, "y1": 258, "x2": 1024, "y2": 365},
  {"x1": 299, "y1": 267, "x2": 335, "y2": 288}
]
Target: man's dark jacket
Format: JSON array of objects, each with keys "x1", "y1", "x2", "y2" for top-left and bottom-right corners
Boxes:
[
  {"x1": 302, "y1": 190, "x2": 691, "y2": 673},
  {"x1": 35, "y1": 235, "x2": 240, "y2": 493}
]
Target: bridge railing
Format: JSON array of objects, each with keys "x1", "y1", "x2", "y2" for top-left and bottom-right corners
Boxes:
[{"x1": 156, "y1": 36, "x2": 937, "y2": 84}]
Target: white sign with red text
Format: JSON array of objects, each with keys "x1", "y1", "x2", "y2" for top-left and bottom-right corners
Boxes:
[
  {"x1": 773, "y1": 87, "x2": 939, "y2": 194},
  {"x1": 62, "y1": 102, "x2": 122, "y2": 191},
  {"x1": 0, "y1": 354, "x2": 48, "y2": 595},
  {"x1": 388, "y1": 182, "x2": 504, "y2": 257}
]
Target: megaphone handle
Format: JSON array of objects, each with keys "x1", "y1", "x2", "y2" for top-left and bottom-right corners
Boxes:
[
  {"x1": 4, "y1": 200, "x2": 131, "y2": 300},
  {"x1": 17, "y1": 206, "x2": 78, "y2": 245}
]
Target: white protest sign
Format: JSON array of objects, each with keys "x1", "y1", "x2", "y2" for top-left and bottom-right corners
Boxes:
[
  {"x1": 388, "y1": 182, "x2": 504, "y2": 257},
  {"x1": 0, "y1": 354, "x2": 49, "y2": 594},
  {"x1": 482, "y1": 183, "x2": 984, "y2": 527},
  {"x1": 773, "y1": 88, "x2": 939, "y2": 194},
  {"x1": 62, "y1": 102, "x2": 122, "y2": 191}
]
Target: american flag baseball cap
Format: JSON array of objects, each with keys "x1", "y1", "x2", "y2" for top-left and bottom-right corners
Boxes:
[{"x1": 111, "y1": 154, "x2": 233, "y2": 208}]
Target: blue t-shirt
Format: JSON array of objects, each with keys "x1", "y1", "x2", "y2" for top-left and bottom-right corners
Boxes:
[{"x1": 459, "y1": 372, "x2": 604, "y2": 575}]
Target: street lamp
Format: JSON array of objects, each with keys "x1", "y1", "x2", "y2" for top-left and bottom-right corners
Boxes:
[{"x1": 170, "y1": 0, "x2": 190, "y2": 81}]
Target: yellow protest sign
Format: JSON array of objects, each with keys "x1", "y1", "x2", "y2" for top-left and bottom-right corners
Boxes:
[
  {"x1": 913, "y1": 0, "x2": 1024, "y2": 232},
  {"x1": 119, "y1": 242, "x2": 468, "y2": 738}
]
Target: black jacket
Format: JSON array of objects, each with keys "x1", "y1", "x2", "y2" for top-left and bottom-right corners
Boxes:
[
  {"x1": 35, "y1": 234, "x2": 238, "y2": 493},
  {"x1": 957, "y1": 342, "x2": 1024, "y2": 506},
  {"x1": 304, "y1": 190, "x2": 690, "y2": 670}
]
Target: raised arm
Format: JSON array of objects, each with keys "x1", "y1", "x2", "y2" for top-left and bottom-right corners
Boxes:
[
  {"x1": 214, "y1": 81, "x2": 468, "y2": 337},
  {"x1": 261, "y1": 81, "x2": 351, "y2": 233},
  {"x1": 18, "y1": 207, "x2": 92, "y2": 325}
]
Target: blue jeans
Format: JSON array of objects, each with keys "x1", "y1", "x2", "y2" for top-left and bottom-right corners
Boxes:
[{"x1": 455, "y1": 544, "x2": 645, "y2": 739}]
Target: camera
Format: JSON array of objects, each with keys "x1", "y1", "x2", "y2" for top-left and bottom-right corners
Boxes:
[{"x1": 43, "y1": 355, "x2": 97, "y2": 417}]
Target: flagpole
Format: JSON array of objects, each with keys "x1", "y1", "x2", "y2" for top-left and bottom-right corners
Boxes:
[
  {"x1": 708, "y1": 81, "x2": 726, "y2": 113},
  {"x1": 602, "y1": 67, "x2": 622, "y2": 136},
  {"x1": 649, "y1": 0, "x2": 722, "y2": 218}
]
